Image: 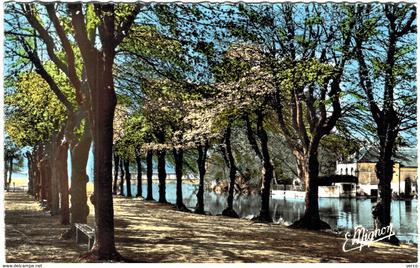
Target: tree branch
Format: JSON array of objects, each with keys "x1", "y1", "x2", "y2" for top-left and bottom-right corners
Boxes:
[
  {"x1": 355, "y1": 40, "x2": 382, "y2": 126},
  {"x1": 19, "y1": 37, "x2": 74, "y2": 113},
  {"x1": 114, "y1": 4, "x2": 143, "y2": 47},
  {"x1": 396, "y1": 6, "x2": 416, "y2": 37},
  {"x1": 22, "y1": 4, "x2": 69, "y2": 77},
  {"x1": 68, "y1": 3, "x2": 98, "y2": 64},
  {"x1": 44, "y1": 3, "x2": 83, "y2": 103},
  {"x1": 243, "y1": 113, "x2": 262, "y2": 160}
]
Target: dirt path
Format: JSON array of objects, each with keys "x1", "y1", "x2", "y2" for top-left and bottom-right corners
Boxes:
[
  {"x1": 5, "y1": 191, "x2": 418, "y2": 263},
  {"x1": 5, "y1": 191, "x2": 84, "y2": 262}
]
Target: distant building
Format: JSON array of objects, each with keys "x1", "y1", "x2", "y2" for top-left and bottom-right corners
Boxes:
[{"x1": 336, "y1": 147, "x2": 418, "y2": 197}]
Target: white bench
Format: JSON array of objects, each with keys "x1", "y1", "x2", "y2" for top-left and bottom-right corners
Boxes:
[{"x1": 75, "y1": 223, "x2": 95, "y2": 249}]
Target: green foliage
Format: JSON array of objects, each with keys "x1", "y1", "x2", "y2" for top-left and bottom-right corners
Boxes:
[
  {"x1": 5, "y1": 71, "x2": 67, "y2": 147},
  {"x1": 278, "y1": 58, "x2": 335, "y2": 91},
  {"x1": 4, "y1": 2, "x2": 417, "y2": 185},
  {"x1": 304, "y1": 15, "x2": 322, "y2": 25},
  {"x1": 114, "y1": 112, "x2": 150, "y2": 160},
  {"x1": 4, "y1": 135, "x2": 24, "y2": 175},
  {"x1": 154, "y1": 4, "x2": 178, "y2": 36},
  {"x1": 321, "y1": 134, "x2": 360, "y2": 159},
  {"x1": 121, "y1": 25, "x2": 183, "y2": 61},
  {"x1": 212, "y1": 54, "x2": 252, "y2": 83}
]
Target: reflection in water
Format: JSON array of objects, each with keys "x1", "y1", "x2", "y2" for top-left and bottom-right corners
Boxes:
[
  {"x1": 125, "y1": 183, "x2": 418, "y2": 244},
  {"x1": 405, "y1": 200, "x2": 412, "y2": 212}
]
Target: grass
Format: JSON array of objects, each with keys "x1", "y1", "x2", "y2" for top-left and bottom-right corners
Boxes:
[{"x1": 5, "y1": 191, "x2": 418, "y2": 263}]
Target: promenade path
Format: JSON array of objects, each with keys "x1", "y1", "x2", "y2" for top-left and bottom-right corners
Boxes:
[{"x1": 5, "y1": 191, "x2": 417, "y2": 263}]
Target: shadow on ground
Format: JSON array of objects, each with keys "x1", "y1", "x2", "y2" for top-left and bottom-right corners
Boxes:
[{"x1": 5, "y1": 191, "x2": 418, "y2": 263}]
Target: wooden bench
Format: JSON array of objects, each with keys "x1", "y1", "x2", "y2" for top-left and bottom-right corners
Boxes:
[{"x1": 75, "y1": 223, "x2": 95, "y2": 250}]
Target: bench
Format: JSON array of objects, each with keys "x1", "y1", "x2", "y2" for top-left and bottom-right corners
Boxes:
[{"x1": 75, "y1": 223, "x2": 95, "y2": 250}]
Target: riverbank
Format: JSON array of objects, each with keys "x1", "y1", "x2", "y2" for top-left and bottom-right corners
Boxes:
[{"x1": 5, "y1": 191, "x2": 417, "y2": 263}]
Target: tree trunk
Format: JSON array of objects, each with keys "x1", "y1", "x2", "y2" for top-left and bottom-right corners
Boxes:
[
  {"x1": 221, "y1": 124, "x2": 239, "y2": 218},
  {"x1": 30, "y1": 148, "x2": 38, "y2": 197},
  {"x1": 8, "y1": 157, "x2": 13, "y2": 190},
  {"x1": 89, "y1": 71, "x2": 118, "y2": 259},
  {"x1": 195, "y1": 141, "x2": 208, "y2": 214},
  {"x1": 135, "y1": 150, "x2": 142, "y2": 198},
  {"x1": 157, "y1": 149, "x2": 167, "y2": 203},
  {"x1": 57, "y1": 141, "x2": 70, "y2": 225},
  {"x1": 38, "y1": 148, "x2": 47, "y2": 203},
  {"x1": 44, "y1": 150, "x2": 52, "y2": 210},
  {"x1": 375, "y1": 153, "x2": 393, "y2": 226},
  {"x1": 38, "y1": 159, "x2": 44, "y2": 201},
  {"x1": 145, "y1": 150, "x2": 154, "y2": 200},
  {"x1": 119, "y1": 158, "x2": 125, "y2": 196},
  {"x1": 255, "y1": 111, "x2": 274, "y2": 222},
  {"x1": 50, "y1": 138, "x2": 60, "y2": 215},
  {"x1": 173, "y1": 148, "x2": 189, "y2": 211},
  {"x1": 38, "y1": 145, "x2": 51, "y2": 208},
  {"x1": 124, "y1": 159, "x2": 132, "y2": 198},
  {"x1": 68, "y1": 3, "x2": 139, "y2": 258},
  {"x1": 26, "y1": 152, "x2": 34, "y2": 195},
  {"x1": 4, "y1": 159, "x2": 8, "y2": 190},
  {"x1": 113, "y1": 152, "x2": 119, "y2": 195},
  {"x1": 373, "y1": 115, "x2": 400, "y2": 245},
  {"x1": 291, "y1": 149, "x2": 330, "y2": 230},
  {"x1": 33, "y1": 145, "x2": 41, "y2": 200},
  {"x1": 25, "y1": 152, "x2": 33, "y2": 195},
  {"x1": 52, "y1": 122, "x2": 70, "y2": 224},
  {"x1": 244, "y1": 114, "x2": 262, "y2": 159},
  {"x1": 353, "y1": 7, "x2": 409, "y2": 245},
  {"x1": 67, "y1": 124, "x2": 91, "y2": 236}
]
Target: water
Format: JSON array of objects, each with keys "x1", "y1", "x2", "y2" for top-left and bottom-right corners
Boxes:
[{"x1": 123, "y1": 183, "x2": 418, "y2": 244}]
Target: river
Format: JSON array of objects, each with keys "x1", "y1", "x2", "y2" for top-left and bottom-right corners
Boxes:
[{"x1": 122, "y1": 182, "x2": 417, "y2": 244}]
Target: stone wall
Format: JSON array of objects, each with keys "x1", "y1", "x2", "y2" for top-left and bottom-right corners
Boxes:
[
  {"x1": 336, "y1": 161, "x2": 418, "y2": 197},
  {"x1": 391, "y1": 166, "x2": 418, "y2": 196},
  {"x1": 357, "y1": 162, "x2": 378, "y2": 185}
]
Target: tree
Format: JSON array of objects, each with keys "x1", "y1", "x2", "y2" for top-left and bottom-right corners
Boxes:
[
  {"x1": 139, "y1": 80, "x2": 181, "y2": 205},
  {"x1": 6, "y1": 2, "x2": 93, "y2": 233},
  {"x1": 354, "y1": 3, "x2": 416, "y2": 244},
  {"x1": 123, "y1": 159, "x2": 132, "y2": 197},
  {"x1": 5, "y1": 70, "x2": 67, "y2": 217},
  {"x1": 116, "y1": 21, "x2": 195, "y2": 207},
  {"x1": 4, "y1": 136, "x2": 23, "y2": 191},
  {"x1": 113, "y1": 152, "x2": 120, "y2": 195},
  {"x1": 154, "y1": 4, "x2": 359, "y2": 225},
  {"x1": 145, "y1": 150, "x2": 154, "y2": 200},
  {"x1": 116, "y1": 113, "x2": 151, "y2": 199},
  {"x1": 220, "y1": 123, "x2": 239, "y2": 218},
  {"x1": 221, "y1": 4, "x2": 357, "y2": 229},
  {"x1": 69, "y1": 3, "x2": 140, "y2": 259},
  {"x1": 183, "y1": 57, "x2": 272, "y2": 218},
  {"x1": 114, "y1": 120, "x2": 135, "y2": 198},
  {"x1": 18, "y1": 2, "x2": 141, "y2": 259},
  {"x1": 194, "y1": 139, "x2": 209, "y2": 214},
  {"x1": 156, "y1": 137, "x2": 168, "y2": 204},
  {"x1": 212, "y1": 44, "x2": 276, "y2": 222},
  {"x1": 119, "y1": 157, "x2": 125, "y2": 196},
  {"x1": 135, "y1": 148, "x2": 143, "y2": 198},
  {"x1": 54, "y1": 129, "x2": 70, "y2": 224}
]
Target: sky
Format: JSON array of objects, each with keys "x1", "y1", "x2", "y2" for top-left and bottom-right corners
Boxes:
[{"x1": 4, "y1": 2, "x2": 418, "y2": 181}]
